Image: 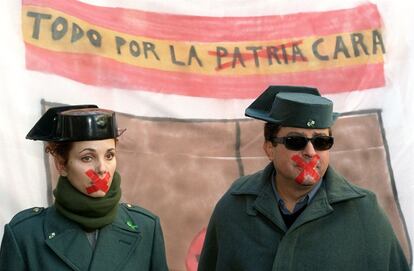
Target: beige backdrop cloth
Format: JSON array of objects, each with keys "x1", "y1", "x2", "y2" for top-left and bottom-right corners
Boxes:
[{"x1": 43, "y1": 103, "x2": 410, "y2": 271}]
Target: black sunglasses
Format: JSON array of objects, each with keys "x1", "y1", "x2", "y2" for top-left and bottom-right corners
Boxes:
[{"x1": 271, "y1": 135, "x2": 334, "y2": 151}]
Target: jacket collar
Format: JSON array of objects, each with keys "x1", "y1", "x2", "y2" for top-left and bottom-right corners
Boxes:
[
  {"x1": 44, "y1": 205, "x2": 141, "y2": 271},
  {"x1": 231, "y1": 163, "x2": 365, "y2": 202},
  {"x1": 230, "y1": 163, "x2": 366, "y2": 232}
]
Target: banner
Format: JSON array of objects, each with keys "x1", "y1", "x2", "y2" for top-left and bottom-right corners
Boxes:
[{"x1": 23, "y1": 0, "x2": 385, "y2": 97}]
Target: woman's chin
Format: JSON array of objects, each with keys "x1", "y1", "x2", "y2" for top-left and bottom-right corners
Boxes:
[{"x1": 86, "y1": 191, "x2": 107, "y2": 198}]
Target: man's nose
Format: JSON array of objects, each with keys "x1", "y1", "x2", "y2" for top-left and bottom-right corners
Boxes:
[{"x1": 302, "y1": 140, "x2": 317, "y2": 157}]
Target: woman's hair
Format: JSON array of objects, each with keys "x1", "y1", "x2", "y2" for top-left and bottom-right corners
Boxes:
[{"x1": 45, "y1": 142, "x2": 73, "y2": 165}]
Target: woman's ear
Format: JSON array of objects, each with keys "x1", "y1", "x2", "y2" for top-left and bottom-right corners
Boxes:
[
  {"x1": 53, "y1": 156, "x2": 67, "y2": 177},
  {"x1": 263, "y1": 141, "x2": 275, "y2": 162}
]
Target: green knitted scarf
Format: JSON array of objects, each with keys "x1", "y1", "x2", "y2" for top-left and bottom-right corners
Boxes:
[{"x1": 53, "y1": 171, "x2": 121, "y2": 231}]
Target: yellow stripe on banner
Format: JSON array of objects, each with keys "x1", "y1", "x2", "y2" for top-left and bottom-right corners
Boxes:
[{"x1": 22, "y1": 6, "x2": 385, "y2": 76}]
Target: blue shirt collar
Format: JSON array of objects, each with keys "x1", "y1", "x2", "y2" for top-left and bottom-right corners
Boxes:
[{"x1": 271, "y1": 170, "x2": 323, "y2": 215}]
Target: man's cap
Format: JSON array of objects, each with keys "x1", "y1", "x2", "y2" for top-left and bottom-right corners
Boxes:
[
  {"x1": 26, "y1": 105, "x2": 122, "y2": 141},
  {"x1": 245, "y1": 85, "x2": 339, "y2": 128}
]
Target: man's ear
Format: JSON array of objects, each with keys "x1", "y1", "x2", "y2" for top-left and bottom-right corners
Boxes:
[
  {"x1": 53, "y1": 156, "x2": 67, "y2": 177},
  {"x1": 263, "y1": 141, "x2": 275, "y2": 161}
]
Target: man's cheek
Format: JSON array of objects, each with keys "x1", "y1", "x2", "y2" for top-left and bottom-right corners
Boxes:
[{"x1": 291, "y1": 154, "x2": 321, "y2": 185}]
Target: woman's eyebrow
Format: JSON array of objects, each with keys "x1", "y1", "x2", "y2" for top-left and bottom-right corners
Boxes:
[{"x1": 79, "y1": 148, "x2": 96, "y2": 154}]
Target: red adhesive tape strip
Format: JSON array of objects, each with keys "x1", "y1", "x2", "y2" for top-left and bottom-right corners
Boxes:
[
  {"x1": 85, "y1": 169, "x2": 110, "y2": 194},
  {"x1": 291, "y1": 154, "x2": 320, "y2": 184}
]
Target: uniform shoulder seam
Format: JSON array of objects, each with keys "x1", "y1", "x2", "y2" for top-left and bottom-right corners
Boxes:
[
  {"x1": 121, "y1": 203, "x2": 157, "y2": 220},
  {"x1": 8, "y1": 207, "x2": 45, "y2": 227},
  {"x1": 229, "y1": 169, "x2": 266, "y2": 194}
]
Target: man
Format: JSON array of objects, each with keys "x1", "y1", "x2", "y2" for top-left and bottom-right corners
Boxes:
[{"x1": 198, "y1": 86, "x2": 409, "y2": 271}]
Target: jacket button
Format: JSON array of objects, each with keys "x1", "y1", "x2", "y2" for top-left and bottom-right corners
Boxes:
[
  {"x1": 48, "y1": 232, "x2": 56, "y2": 239},
  {"x1": 33, "y1": 207, "x2": 40, "y2": 212},
  {"x1": 126, "y1": 204, "x2": 132, "y2": 208}
]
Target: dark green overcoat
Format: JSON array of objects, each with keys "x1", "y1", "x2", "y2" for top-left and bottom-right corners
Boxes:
[
  {"x1": 198, "y1": 163, "x2": 410, "y2": 271},
  {"x1": 0, "y1": 203, "x2": 168, "y2": 271}
]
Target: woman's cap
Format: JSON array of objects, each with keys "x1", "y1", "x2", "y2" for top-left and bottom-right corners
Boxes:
[
  {"x1": 26, "y1": 105, "x2": 122, "y2": 141},
  {"x1": 245, "y1": 85, "x2": 339, "y2": 128}
]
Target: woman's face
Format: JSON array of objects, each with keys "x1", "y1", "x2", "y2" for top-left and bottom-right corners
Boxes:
[{"x1": 56, "y1": 139, "x2": 117, "y2": 197}]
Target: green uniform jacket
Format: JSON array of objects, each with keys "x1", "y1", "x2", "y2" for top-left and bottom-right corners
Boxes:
[
  {"x1": 198, "y1": 163, "x2": 410, "y2": 271},
  {"x1": 0, "y1": 203, "x2": 169, "y2": 271}
]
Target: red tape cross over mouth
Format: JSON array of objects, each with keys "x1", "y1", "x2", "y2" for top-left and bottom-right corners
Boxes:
[
  {"x1": 291, "y1": 154, "x2": 320, "y2": 184},
  {"x1": 85, "y1": 169, "x2": 110, "y2": 194}
]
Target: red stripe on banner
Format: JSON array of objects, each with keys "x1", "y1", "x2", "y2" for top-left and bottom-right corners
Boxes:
[
  {"x1": 23, "y1": 0, "x2": 381, "y2": 42},
  {"x1": 25, "y1": 44, "x2": 385, "y2": 98}
]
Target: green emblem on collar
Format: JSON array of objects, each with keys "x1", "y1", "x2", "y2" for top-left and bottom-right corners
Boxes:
[{"x1": 126, "y1": 220, "x2": 138, "y2": 230}]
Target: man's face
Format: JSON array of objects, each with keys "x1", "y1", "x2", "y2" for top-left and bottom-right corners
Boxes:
[{"x1": 264, "y1": 126, "x2": 331, "y2": 187}]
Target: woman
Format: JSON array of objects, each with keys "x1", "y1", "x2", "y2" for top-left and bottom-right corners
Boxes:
[{"x1": 0, "y1": 105, "x2": 169, "y2": 271}]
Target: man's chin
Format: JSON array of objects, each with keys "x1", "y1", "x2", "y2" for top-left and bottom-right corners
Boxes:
[{"x1": 295, "y1": 177, "x2": 319, "y2": 186}]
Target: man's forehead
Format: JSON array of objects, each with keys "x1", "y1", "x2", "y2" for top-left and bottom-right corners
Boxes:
[{"x1": 278, "y1": 126, "x2": 330, "y2": 135}]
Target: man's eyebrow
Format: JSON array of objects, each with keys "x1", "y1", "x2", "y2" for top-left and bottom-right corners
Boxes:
[
  {"x1": 284, "y1": 131, "x2": 329, "y2": 137},
  {"x1": 286, "y1": 132, "x2": 305, "y2": 136},
  {"x1": 312, "y1": 132, "x2": 329, "y2": 136}
]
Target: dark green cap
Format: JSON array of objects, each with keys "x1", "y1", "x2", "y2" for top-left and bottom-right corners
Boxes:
[
  {"x1": 26, "y1": 105, "x2": 122, "y2": 142},
  {"x1": 245, "y1": 85, "x2": 338, "y2": 128}
]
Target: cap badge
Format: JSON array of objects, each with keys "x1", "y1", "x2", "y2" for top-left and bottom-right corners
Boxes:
[
  {"x1": 96, "y1": 115, "x2": 107, "y2": 128},
  {"x1": 307, "y1": 119, "x2": 316, "y2": 127}
]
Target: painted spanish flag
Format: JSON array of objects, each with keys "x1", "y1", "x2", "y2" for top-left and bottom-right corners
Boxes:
[{"x1": 22, "y1": 0, "x2": 385, "y2": 98}]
